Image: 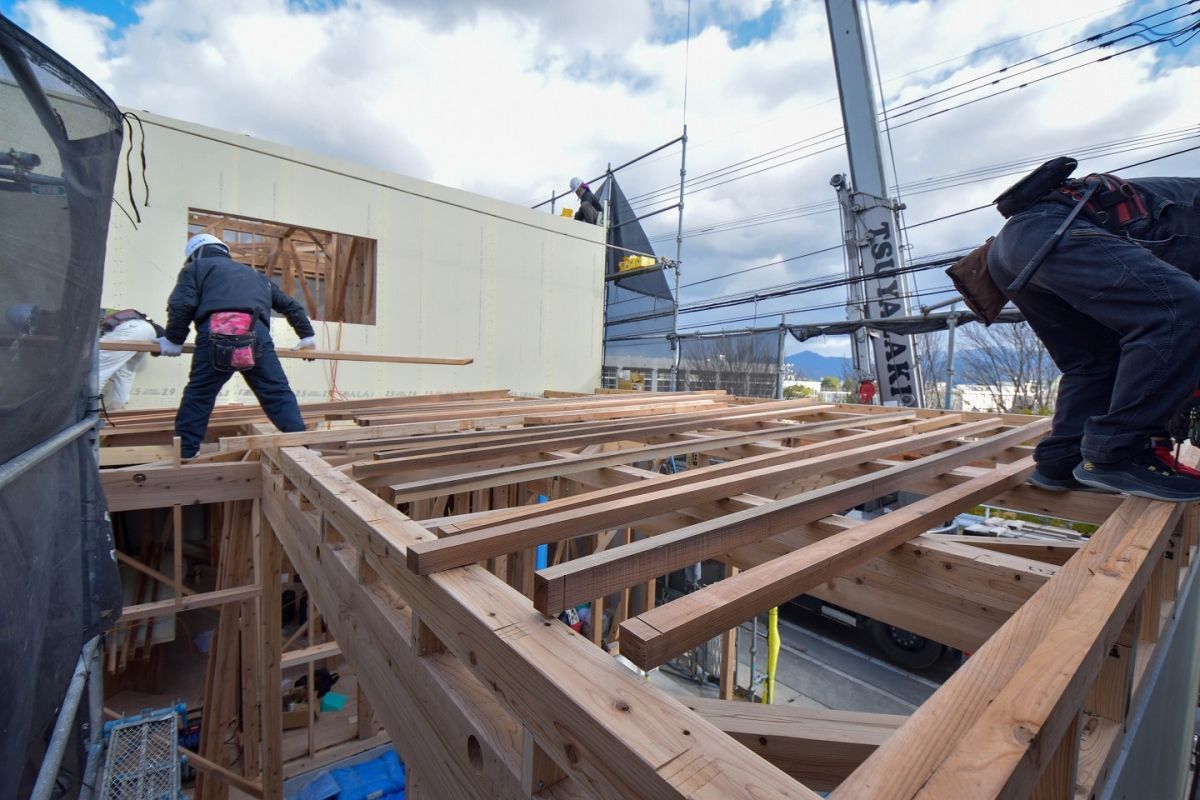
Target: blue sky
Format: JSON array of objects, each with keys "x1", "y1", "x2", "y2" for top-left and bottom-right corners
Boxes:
[{"x1": 6, "y1": 0, "x2": 1200, "y2": 359}]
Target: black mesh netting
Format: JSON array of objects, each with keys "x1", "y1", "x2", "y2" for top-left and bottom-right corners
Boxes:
[
  {"x1": 678, "y1": 330, "x2": 783, "y2": 399},
  {"x1": 0, "y1": 14, "x2": 123, "y2": 798},
  {"x1": 596, "y1": 176, "x2": 677, "y2": 384}
]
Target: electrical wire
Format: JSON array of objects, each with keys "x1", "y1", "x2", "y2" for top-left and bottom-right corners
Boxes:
[{"x1": 621, "y1": 5, "x2": 1197, "y2": 213}]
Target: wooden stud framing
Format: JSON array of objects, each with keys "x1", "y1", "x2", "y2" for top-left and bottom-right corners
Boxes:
[{"x1": 94, "y1": 391, "x2": 1200, "y2": 800}]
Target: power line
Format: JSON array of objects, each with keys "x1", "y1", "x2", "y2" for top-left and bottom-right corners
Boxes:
[{"x1": 621, "y1": 5, "x2": 1197, "y2": 215}]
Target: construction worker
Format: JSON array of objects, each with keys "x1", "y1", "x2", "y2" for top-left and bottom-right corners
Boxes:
[
  {"x1": 570, "y1": 177, "x2": 603, "y2": 224},
  {"x1": 159, "y1": 233, "x2": 317, "y2": 458},
  {"x1": 987, "y1": 171, "x2": 1200, "y2": 501},
  {"x1": 4, "y1": 304, "x2": 162, "y2": 410}
]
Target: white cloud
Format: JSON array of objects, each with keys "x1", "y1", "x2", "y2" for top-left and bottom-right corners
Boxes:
[
  {"x1": 16, "y1": 0, "x2": 114, "y2": 84},
  {"x1": 11, "y1": 0, "x2": 1200, "y2": 364}
]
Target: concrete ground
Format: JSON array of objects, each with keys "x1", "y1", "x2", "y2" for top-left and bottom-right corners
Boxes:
[{"x1": 647, "y1": 605, "x2": 958, "y2": 715}]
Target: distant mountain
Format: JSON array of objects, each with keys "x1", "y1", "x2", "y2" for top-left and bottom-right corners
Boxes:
[{"x1": 786, "y1": 351, "x2": 852, "y2": 380}]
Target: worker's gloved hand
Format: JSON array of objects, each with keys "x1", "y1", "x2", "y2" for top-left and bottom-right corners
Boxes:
[
  {"x1": 293, "y1": 336, "x2": 317, "y2": 362},
  {"x1": 156, "y1": 337, "x2": 183, "y2": 357}
]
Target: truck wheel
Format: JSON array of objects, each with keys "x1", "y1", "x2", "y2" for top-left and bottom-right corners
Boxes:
[{"x1": 867, "y1": 619, "x2": 944, "y2": 670}]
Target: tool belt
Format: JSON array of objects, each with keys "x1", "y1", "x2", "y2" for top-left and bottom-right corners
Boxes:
[
  {"x1": 100, "y1": 308, "x2": 146, "y2": 334},
  {"x1": 1043, "y1": 173, "x2": 1149, "y2": 234},
  {"x1": 209, "y1": 311, "x2": 257, "y2": 372},
  {"x1": 100, "y1": 308, "x2": 166, "y2": 338},
  {"x1": 945, "y1": 238, "x2": 1006, "y2": 324}
]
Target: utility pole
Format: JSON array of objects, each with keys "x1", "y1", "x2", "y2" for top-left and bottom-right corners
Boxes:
[{"x1": 824, "y1": 0, "x2": 922, "y2": 406}]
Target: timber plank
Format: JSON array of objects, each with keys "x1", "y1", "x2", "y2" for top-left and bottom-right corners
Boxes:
[
  {"x1": 273, "y1": 447, "x2": 818, "y2": 800},
  {"x1": 533, "y1": 420, "x2": 1049, "y2": 617},
  {"x1": 909, "y1": 501, "x2": 1175, "y2": 799},
  {"x1": 409, "y1": 419, "x2": 1007, "y2": 575},
  {"x1": 831, "y1": 497, "x2": 1178, "y2": 800},
  {"x1": 102, "y1": 462, "x2": 260, "y2": 511},
  {"x1": 620, "y1": 457, "x2": 1036, "y2": 670}
]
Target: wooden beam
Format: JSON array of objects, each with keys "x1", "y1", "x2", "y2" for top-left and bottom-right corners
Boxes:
[
  {"x1": 686, "y1": 699, "x2": 904, "y2": 792},
  {"x1": 102, "y1": 462, "x2": 261, "y2": 512},
  {"x1": 118, "y1": 584, "x2": 260, "y2": 622},
  {"x1": 408, "y1": 419, "x2": 1008, "y2": 575},
  {"x1": 619, "y1": 457, "x2": 1036, "y2": 670},
  {"x1": 908, "y1": 502, "x2": 1173, "y2": 799},
  {"x1": 534, "y1": 420, "x2": 1050, "y2": 617},
  {"x1": 100, "y1": 340, "x2": 472, "y2": 365},
  {"x1": 280, "y1": 641, "x2": 342, "y2": 670},
  {"x1": 832, "y1": 496, "x2": 1179, "y2": 799},
  {"x1": 390, "y1": 415, "x2": 959, "y2": 502},
  {"x1": 271, "y1": 446, "x2": 818, "y2": 800}
]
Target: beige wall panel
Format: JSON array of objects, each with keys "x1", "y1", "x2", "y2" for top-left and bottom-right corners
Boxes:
[{"x1": 97, "y1": 111, "x2": 604, "y2": 407}]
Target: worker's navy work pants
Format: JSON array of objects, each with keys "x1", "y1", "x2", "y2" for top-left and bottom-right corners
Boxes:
[
  {"x1": 174, "y1": 321, "x2": 305, "y2": 458},
  {"x1": 988, "y1": 177, "x2": 1200, "y2": 475}
]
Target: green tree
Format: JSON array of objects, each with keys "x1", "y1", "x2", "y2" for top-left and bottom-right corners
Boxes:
[
  {"x1": 820, "y1": 376, "x2": 840, "y2": 391},
  {"x1": 783, "y1": 384, "x2": 813, "y2": 399}
]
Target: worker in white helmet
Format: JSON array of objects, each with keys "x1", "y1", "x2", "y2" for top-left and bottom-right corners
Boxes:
[
  {"x1": 159, "y1": 233, "x2": 317, "y2": 458},
  {"x1": 570, "y1": 177, "x2": 602, "y2": 224}
]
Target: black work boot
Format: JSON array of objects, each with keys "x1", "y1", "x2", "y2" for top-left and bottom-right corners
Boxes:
[
  {"x1": 1027, "y1": 466, "x2": 1114, "y2": 493},
  {"x1": 1073, "y1": 443, "x2": 1200, "y2": 502}
]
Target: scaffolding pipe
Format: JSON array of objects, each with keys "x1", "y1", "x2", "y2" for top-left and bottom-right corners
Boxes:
[
  {"x1": 31, "y1": 635, "x2": 102, "y2": 800},
  {"x1": 77, "y1": 636, "x2": 106, "y2": 800},
  {"x1": 532, "y1": 134, "x2": 686, "y2": 210},
  {"x1": 670, "y1": 125, "x2": 688, "y2": 392},
  {"x1": 944, "y1": 304, "x2": 958, "y2": 411},
  {"x1": 0, "y1": 416, "x2": 97, "y2": 491}
]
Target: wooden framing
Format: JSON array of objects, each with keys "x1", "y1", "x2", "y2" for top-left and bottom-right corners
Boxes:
[
  {"x1": 96, "y1": 389, "x2": 1200, "y2": 799},
  {"x1": 189, "y1": 209, "x2": 377, "y2": 324}
]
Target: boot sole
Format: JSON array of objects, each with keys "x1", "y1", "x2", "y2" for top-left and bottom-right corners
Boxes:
[{"x1": 1073, "y1": 471, "x2": 1200, "y2": 502}]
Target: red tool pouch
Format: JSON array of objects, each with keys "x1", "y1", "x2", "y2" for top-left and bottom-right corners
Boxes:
[{"x1": 209, "y1": 312, "x2": 256, "y2": 372}]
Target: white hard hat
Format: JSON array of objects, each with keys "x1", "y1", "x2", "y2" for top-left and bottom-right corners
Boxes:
[
  {"x1": 570, "y1": 177, "x2": 582, "y2": 192},
  {"x1": 184, "y1": 233, "x2": 227, "y2": 261}
]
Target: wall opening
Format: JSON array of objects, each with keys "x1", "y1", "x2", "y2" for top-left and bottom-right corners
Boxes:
[{"x1": 188, "y1": 209, "x2": 377, "y2": 325}]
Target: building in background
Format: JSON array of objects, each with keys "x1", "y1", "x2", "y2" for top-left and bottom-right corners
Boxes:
[{"x1": 104, "y1": 111, "x2": 605, "y2": 408}]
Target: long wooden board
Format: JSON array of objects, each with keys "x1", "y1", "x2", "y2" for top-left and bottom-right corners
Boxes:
[
  {"x1": 533, "y1": 420, "x2": 1050, "y2": 616},
  {"x1": 619, "y1": 457, "x2": 1035, "y2": 669},
  {"x1": 406, "y1": 419, "x2": 1005, "y2": 575},
  {"x1": 101, "y1": 339, "x2": 472, "y2": 365}
]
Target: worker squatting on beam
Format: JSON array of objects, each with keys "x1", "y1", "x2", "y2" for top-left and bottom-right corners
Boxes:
[
  {"x1": 952, "y1": 161, "x2": 1200, "y2": 502},
  {"x1": 570, "y1": 177, "x2": 603, "y2": 224},
  {"x1": 157, "y1": 233, "x2": 318, "y2": 459}
]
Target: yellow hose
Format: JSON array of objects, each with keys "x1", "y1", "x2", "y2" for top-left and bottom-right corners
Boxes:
[{"x1": 763, "y1": 607, "x2": 780, "y2": 704}]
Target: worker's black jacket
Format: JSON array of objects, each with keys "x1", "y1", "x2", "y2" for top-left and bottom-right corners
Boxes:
[
  {"x1": 579, "y1": 186, "x2": 603, "y2": 215},
  {"x1": 164, "y1": 254, "x2": 315, "y2": 344}
]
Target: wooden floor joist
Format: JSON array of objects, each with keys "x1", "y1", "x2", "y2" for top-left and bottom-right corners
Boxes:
[{"x1": 95, "y1": 390, "x2": 1199, "y2": 799}]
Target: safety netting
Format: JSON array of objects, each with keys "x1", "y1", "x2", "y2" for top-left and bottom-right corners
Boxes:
[
  {"x1": 678, "y1": 330, "x2": 784, "y2": 399},
  {"x1": 595, "y1": 176, "x2": 677, "y2": 388},
  {"x1": 0, "y1": 14, "x2": 123, "y2": 798}
]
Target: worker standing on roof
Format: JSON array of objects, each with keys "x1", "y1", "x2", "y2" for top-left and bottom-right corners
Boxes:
[
  {"x1": 570, "y1": 177, "x2": 603, "y2": 224},
  {"x1": 158, "y1": 233, "x2": 317, "y2": 458},
  {"x1": 983, "y1": 163, "x2": 1200, "y2": 501}
]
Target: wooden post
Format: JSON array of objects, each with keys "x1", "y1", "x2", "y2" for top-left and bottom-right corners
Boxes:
[
  {"x1": 356, "y1": 684, "x2": 375, "y2": 740},
  {"x1": 521, "y1": 728, "x2": 567, "y2": 796},
  {"x1": 258, "y1": 502, "x2": 283, "y2": 800},
  {"x1": 1030, "y1": 713, "x2": 1080, "y2": 800},
  {"x1": 720, "y1": 563, "x2": 739, "y2": 701}
]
